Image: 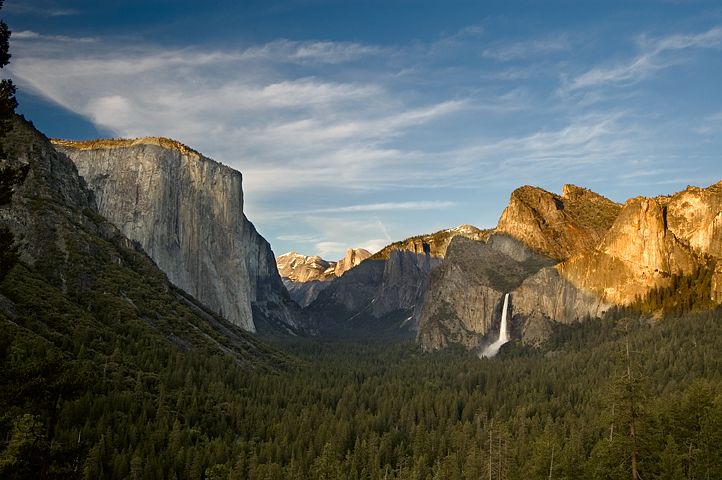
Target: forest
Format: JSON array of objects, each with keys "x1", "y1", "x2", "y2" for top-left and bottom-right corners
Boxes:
[{"x1": 2, "y1": 288, "x2": 722, "y2": 480}]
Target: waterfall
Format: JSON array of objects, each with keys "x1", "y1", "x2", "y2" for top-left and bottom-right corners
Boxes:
[{"x1": 480, "y1": 293, "x2": 510, "y2": 358}]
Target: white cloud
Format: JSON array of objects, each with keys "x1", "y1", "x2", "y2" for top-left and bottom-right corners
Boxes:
[
  {"x1": 566, "y1": 27, "x2": 722, "y2": 91},
  {"x1": 238, "y1": 39, "x2": 383, "y2": 64},
  {"x1": 314, "y1": 241, "x2": 347, "y2": 258},
  {"x1": 12, "y1": 30, "x2": 95, "y2": 42},
  {"x1": 619, "y1": 168, "x2": 680, "y2": 179},
  {"x1": 483, "y1": 35, "x2": 570, "y2": 61},
  {"x1": 10, "y1": 21, "x2": 722, "y2": 256}
]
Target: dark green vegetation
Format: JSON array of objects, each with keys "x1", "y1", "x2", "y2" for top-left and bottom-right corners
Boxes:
[
  {"x1": 631, "y1": 261, "x2": 717, "y2": 316},
  {"x1": 558, "y1": 187, "x2": 622, "y2": 232},
  {"x1": 5, "y1": 284, "x2": 722, "y2": 480},
  {"x1": 0, "y1": 113, "x2": 286, "y2": 477}
]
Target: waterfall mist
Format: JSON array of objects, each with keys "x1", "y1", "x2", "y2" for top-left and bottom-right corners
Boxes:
[{"x1": 479, "y1": 293, "x2": 510, "y2": 358}]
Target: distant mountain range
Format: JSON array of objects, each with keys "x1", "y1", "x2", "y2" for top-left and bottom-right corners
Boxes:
[
  {"x1": 276, "y1": 248, "x2": 371, "y2": 308},
  {"x1": 33, "y1": 131, "x2": 722, "y2": 354},
  {"x1": 282, "y1": 184, "x2": 722, "y2": 353}
]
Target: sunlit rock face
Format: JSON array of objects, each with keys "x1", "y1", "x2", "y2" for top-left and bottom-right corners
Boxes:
[
  {"x1": 496, "y1": 185, "x2": 621, "y2": 261},
  {"x1": 495, "y1": 183, "x2": 722, "y2": 307},
  {"x1": 417, "y1": 183, "x2": 722, "y2": 352},
  {"x1": 277, "y1": 248, "x2": 371, "y2": 307},
  {"x1": 335, "y1": 248, "x2": 372, "y2": 276},
  {"x1": 561, "y1": 184, "x2": 722, "y2": 306},
  {"x1": 54, "y1": 138, "x2": 305, "y2": 333},
  {"x1": 664, "y1": 184, "x2": 722, "y2": 258},
  {"x1": 663, "y1": 183, "x2": 722, "y2": 303},
  {"x1": 277, "y1": 252, "x2": 337, "y2": 283}
]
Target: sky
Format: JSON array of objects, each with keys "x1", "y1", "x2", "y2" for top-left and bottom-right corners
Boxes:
[{"x1": 4, "y1": 1, "x2": 722, "y2": 261}]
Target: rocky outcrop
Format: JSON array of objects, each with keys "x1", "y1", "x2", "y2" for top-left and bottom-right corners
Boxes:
[
  {"x1": 417, "y1": 234, "x2": 556, "y2": 351},
  {"x1": 282, "y1": 278, "x2": 332, "y2": 309},
  {"x1": 302, "y1": 227, "x2": 488, "y2": 336},
  {"x1": 277, "y1": 248, "x2": 372, "y2": 284},
  {"x1": 53, "y1": 138, "x2": 305, "y2": 333},
  {"x1": 372, "y1": 250, "x2": 443, "y2": 321},
  {"x1": 335, "y1": 248, "x2": 372, "y2": 276},
  {"x1": 277, "y1": 252, "x2": 336, "y2": 283},
  {"x1": 496, "y1": 185, "x2": 621, "y2": 260},
  {"x1": 418, "y1": 183, "x2": 722, "y2": 352},
  {"x1": 664, "y1": 183, "x2": 722, "y2": 258},
  {"x1": 277, "y1": 248, "x2": 371, "y2": 307},
  {"x1": 558, "y1": 196, "x2": 699, "y2": 305},
  {"x1": 512, "y1": 267, "x2": 612, "y2": 344},
  {"x1": 372, "y1": 224, "x2": 491, "y2": 260}
]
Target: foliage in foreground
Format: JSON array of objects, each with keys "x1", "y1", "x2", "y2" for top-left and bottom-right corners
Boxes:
[{"x1": 3, "y1": 300, "x2": 722, "y2": 479}]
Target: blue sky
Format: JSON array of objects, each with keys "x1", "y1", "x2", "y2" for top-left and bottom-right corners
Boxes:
[{"x1": 5, "y1": 1, "x2": 722, "y2": 260}]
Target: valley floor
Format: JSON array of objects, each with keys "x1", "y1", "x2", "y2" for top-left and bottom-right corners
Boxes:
[{"x1": 3, "y1": 305, "x2": 722, "y2": 479}]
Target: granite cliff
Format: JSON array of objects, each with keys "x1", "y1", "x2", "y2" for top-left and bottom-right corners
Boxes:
[
  {"x1": 496, "y1": 184, "x2": 621, "y2": 260},
  {"x1": 559, "y1": 184, "x2": 722, "y2": 305},
  {"x1": 302, "y1": 226, "x2": 490, "y2": 335},
  {"x1": 417, "y1": 234, "x2": 559, "y2": 351},
  {"x1": 277, "y1": 248, "x2": 371, "y2": 307},
  {"x1": 417, "y1": 183, "x2": 722, "y2": 352},
  {"x1": 53, "y1": 138, "x2": 305, "y2": 334},
  {"x1": 0, "y1": 116, "x2": 279, "y2": 365}
]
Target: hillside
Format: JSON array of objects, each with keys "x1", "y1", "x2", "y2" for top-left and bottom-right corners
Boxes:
[{"x1": 0, "y1": 116, "x2": 288, "y2": 477}]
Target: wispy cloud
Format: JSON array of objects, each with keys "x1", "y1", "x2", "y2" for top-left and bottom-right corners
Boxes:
[
  {"x1": 5, "y1": 1, "x2": 78, "y2": 16},
  {"x1": 240, "y1": 39, "x2": 383, "y2": 64},
  {"x1": 566, "y1": 27, "x2": 722, "y2": 91},
  {"x1": 483, "y1": 35, "x2": 570, "y2": 61},
  {"x1": 12, "y1": 30, "x2": 96, "y2": 42},
  {"x1": 9, "y1": 35, "x2": 469, "y2": 202},
  {"x1": 314, "y1": 201, "x2": 458, "y2": 213},
  {"x1": 10, "y1": 18, "x2": 722, "y2": 256},
  {"x1": 619, "y1": 168, "x2": 681, "y2": 179}
]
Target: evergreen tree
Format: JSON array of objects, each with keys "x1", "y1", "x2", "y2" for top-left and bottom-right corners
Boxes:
[{"x1": 0, "y1": 0, "x2": 25, "y2": 286}]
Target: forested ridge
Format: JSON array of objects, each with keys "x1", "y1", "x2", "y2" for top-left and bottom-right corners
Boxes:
[{"x1": 3, "y1": 297, "x2": 722, "y2": 479}]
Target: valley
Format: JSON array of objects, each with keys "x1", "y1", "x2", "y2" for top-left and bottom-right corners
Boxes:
[{"x1": 1, "y1": 118, "x2": 721, "y2": 479}]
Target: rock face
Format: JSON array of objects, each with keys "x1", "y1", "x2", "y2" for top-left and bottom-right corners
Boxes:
[
  {"x1": 303, "y1": 251, "x2": 443, "y2": 335},
  {"x1": 1, "y1": 116, "x2": 280, "y2": 367},
  {"x1": 558, "y1": 196, "x2": 697, "y2": 305},
  {"x1": 417, "y1": 234, "x2": 557, "y2": 351},
  {"x1": 277, "y1": 252, "x2": 336, "y2": 283},
  {"x1": 335, "y1": 248, "x2": 372, "y2": 276},
  {"x1": 496, "y1": 185, "x2": 621, "y2": 260},
  {"x1": 53, "y1": 138, "x2": 305, "y2": 333},
  {"x1": 557, "y1": 183, "x2": 722, "y2": 306},
  {"x1": 417, "y1": 183, "x2": 722, "y2": 352},
  {"x1": 512, "y1": 267, "x2": 612, "y2": 345},
  {"x1": 283, "y1": 278, "x2": 332, "y2": 309},
  {"x1": 302, "y1": 227, "x2": 487, "y2": 335},
  {"x1": 372, "y1": 224, "x2": 491, "y2": 260},
  {"x1": 277, "y1": 248, "x2": 371, "y2": 307}
]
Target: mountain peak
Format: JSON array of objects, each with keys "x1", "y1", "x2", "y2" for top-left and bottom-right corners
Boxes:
[{"x1": 496, "y1": 185, "x2": 621, "y2": 260}]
